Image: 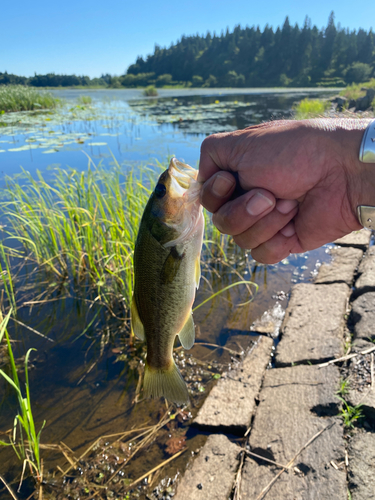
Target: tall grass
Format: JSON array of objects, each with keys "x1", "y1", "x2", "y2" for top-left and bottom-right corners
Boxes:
[
  {"x1": 339, "y1": 78, "x2": 375, "y2": 101},
  {"x1": 77, "y1": 95, "x2": 92, "y2": 105},
  {"x1": 143, "y1": 85, "x2": 158, "y2": 97},
  {"x1": 0, "y1": 158, "x2": 252, "y2": 319},
  {"x1": 293, "y1": 98, "x2": 329, "y2": 119},
  {"x1": 0, "y1": 310, "x2": 44, "y2": 479},
  {"x1": 0, "y1": 85, "x2": 59, "y2": 112},
  {"x1": 1, "y1": 158, "x2": 155, "y2": 314}
]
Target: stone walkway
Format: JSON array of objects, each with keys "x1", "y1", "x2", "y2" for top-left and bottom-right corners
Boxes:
[{"x1": 174, "y1": 230, "x2": 375, "y2": 500}]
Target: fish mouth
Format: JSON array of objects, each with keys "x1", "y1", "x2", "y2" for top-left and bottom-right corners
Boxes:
[{"x1": 168, "y1": 158, "x2": 198, "y2": 192}]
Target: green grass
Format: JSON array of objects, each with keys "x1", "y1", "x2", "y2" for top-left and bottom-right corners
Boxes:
[
  {"x1": 339, "y1": 78, "x2": 375, "y2": 101},
  {"x1": 0, "y1": 85, "x2": 59, "y2": 113},
  {"x1": 77, "y1": 95, "x2": 92, "y2": 105},
  {"x1": 336, "y1": 378, "x2": 350, "y2": 397},
  {"x1": 143, "y1": 85, "x2": 158, "y2": 97},
  {"x1": 0, "y1": 158, "x2": 256, "y2": 329},
  {"x1": 293, "y1": 98, "x2": 329, "y2": 119},
  {"x1": 336, "y1": 396, "x2": 364, "y2": 428},
  {"x1": 1, "y1": 158, "x2": 154, "y2": 314},
  {"x1": 0, "y1": 310, "x2": 44, "y2": 479},
  {"x1": 339, "y1": 83, "x2": 365, "y2": 101}
]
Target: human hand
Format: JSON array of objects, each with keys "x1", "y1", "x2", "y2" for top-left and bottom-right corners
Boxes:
[{"x1": 199, "y1": 119, "x2": 372, "y2": 263}]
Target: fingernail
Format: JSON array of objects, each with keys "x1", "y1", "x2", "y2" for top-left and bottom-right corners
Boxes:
[
  {"x1": 280, "y1": 222, "x2": 296, "y2": 237},
  {"x1": 212, "y1": 174, "x2": 235, "y2": 197},
  {"x1": 246, "y1": 192, "x2": 274, "y2": 216},
  {"x1": 276, "y1": 199, "x2": 298, "y2": 214}
]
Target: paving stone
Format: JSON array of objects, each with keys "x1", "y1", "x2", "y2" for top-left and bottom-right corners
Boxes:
[
  {"x1": 347, "y1": 337, "x2": 375, "y2": 420},
  {"x1": 275, "y1": 283, "x2": 349, "y2": 366},
  {"x1": 314, "y1": 247, "x2": 363, "y2": 285},
  {"x1": 241, "y1": 365, "x2": 346, "y2": 500},
  {"x1": 351, "y1": 292, "x2": 375, "y2": 342},
  {"x1": 348, "y1": 432, "x2": 375, "y2": 500},
  {"x1": 173, "y1": 434, "x2": 240, "y2": 500},
  {"x1": 193, "y1": 336, "x2": 273, "y2": 434},
  {"x1": 355, "y1": 247, "x2": 375, "y2": 295},
  {"x1": 348, "y1": 386, "x2": 375, "y2": 420},
  {"x1": 334, "y1": 229, "x2": 371, "y2": 249},
  {"x1": 250, "y1": 302, "x2": 285, "y2": 337}
]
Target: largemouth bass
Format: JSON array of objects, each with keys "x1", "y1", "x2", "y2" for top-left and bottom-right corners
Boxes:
[{"x1": 131, "y1": 158, "x2": 204, "y2": 405}]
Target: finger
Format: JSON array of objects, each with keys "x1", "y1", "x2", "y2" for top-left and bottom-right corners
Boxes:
[
  {"x1": 198, "y1": 131, "x2": 235, "y2": 183},
  {"x1": 250, "y1": 232, "x2": 300, "y2": 264},
  {"x1": 233, "y1": 200, "x2": 298, "y2": 249},
  {"x1": 200, "y1": 171, "x2": 236, "y2": 213},
  {"x1": 198, "y1": 124, "x2": 273, "y2": 183},
  {"x1": 212, "y1": 189, "x2": 276, "y2": 235}
]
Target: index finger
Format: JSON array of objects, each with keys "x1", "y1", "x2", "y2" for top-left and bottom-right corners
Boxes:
[{"x1": 198, "y1": 131, "x2": 238, "y2": 183}]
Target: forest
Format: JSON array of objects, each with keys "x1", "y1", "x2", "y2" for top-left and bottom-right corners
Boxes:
[{"x1": 1, "y1": 13, "x2": 374, "y2": 88}]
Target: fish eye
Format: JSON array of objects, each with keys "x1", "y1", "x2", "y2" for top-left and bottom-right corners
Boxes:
[{"x1": 155, "y1": 183, "x2": 166, "y2": 198}]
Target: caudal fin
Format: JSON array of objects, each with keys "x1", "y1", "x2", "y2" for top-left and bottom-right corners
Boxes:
[{"x1": 143, "y1": 361, "x2": 189, "y2": 405}]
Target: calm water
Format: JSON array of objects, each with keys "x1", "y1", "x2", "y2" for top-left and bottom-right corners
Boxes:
[
  {"x1": 0, "y1": 88, "x2": 337, "y2": 178},
  {"x1": 0, "y1": 88, "x2": 337, "y2": 498}
]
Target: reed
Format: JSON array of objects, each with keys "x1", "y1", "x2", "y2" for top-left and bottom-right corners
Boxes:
[
  {"x1": 0, "y1": 310, "x2": 44, "y2": 479},
  {"x1": 1, "y1": 157, "x2": 156, "y2": 314},
  {"x1": 0, "y1": 158, "x2": 253, "y2": 319},
  {"x1": 143, "y1": 85, "x2": 158, "y2": 97},
  {"x1": 293, "y1": 98, "x2": 329, "y2": 119},
  {"x1": 0, "y1": 85, "x2": 59, "y2": 112}
]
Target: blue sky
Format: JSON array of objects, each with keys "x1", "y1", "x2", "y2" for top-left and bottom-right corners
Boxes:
[{"x1": 2, "y1": 0, "x2": 374, "y2": 78}]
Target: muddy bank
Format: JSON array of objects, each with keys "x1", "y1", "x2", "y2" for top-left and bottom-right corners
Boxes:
[{"x1": 175, "y1": 229, "x2": 375, "y2": 500}]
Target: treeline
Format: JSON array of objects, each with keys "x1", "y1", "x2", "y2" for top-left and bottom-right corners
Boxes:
[
  {"x1": 0, "y1": 73, "x2": 112, "y2": 87},
  {"x1": 2, "y1": 13, "x2": 375, "y2": 89},
  {"x1": 126, "y1": 12, "x2": 375, "y2": 88}
]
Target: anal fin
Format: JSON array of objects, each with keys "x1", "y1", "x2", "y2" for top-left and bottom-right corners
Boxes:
[
  {"x1": 178, "y1": 312, "x2": 195, "y2": 350},
  {"x1": 131, "y1": 296, "x2": 145, "y2": 341}
]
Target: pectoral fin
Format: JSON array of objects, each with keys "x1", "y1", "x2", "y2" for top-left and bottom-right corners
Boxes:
[
  {"x1": 195, "y1": 255, "x2": 201, "y2": 289},
  {"x1": 178, "y1": 312, "x2": 195, "y2": 350},
  {"x1": 160, "y1": 246, "x2": 185, "y2": 284},
  {"x1": 131, "y1": 296, "x2": 145, "y2": 341}
]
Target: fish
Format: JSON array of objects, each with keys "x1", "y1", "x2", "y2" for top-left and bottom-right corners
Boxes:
[{"x1": 131, "y1": 158, "x2": 204, "y2": 405}]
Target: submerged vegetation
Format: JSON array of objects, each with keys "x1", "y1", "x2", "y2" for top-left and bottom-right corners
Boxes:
[{"x1": 0, "y1": 85, "x2": 59, "y2": 113}]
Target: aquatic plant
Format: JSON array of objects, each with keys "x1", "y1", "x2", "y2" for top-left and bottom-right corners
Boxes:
[
  {"x1": 0, "y1": 310, "x2": 44, "y2": 480},
  {"x1": 77, "y1": 95, "x2": 92, "y2": 105},
  {"x1": 293, "y1": 98, "x2": 329, "y2": 119},
  {"x1": 0, "y1": 158, "x2": 256, "y2": 320},
  {"x1": 143, "y1": 85, "x2": 158, "y2": 97},
  {"x1": 1, "y1": 158, "x2": 154, "y2": 314},
  {"x1": 0, "y1": 85, "x2": 59, "y2": 113}
]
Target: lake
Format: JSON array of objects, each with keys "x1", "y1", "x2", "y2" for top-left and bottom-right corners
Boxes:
[{"x1": 0, "y1": 88, "x2": 337, "y2": 499}]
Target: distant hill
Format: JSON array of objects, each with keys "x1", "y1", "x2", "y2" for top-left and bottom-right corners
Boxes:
[{"x1": 125, "y1": 12, "x2": 375, "y2": 88}]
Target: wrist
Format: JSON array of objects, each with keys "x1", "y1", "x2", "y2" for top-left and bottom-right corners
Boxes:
[{"x1": 328, "y1": 120, "x2": 375, "y2": 231}]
